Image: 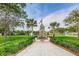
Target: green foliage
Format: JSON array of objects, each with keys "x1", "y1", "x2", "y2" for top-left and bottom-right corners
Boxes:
[
  {"x1": 26, "y1": 19, "x2": 37, "y2": 28},
  {"x1": 64, "y1": 9, "x2": 79, "y2": 24},
  {"x1": 26, "y1": 19, "x2": 37, "y2": 36},
  {"x1": 50, "y1": 36, "x2": 79, "y2": 52},
  {"x1": 0, "y1": 36, "x2": 35, "y2": 56},
  {"x1": 0, "y1": 3, "x2": 27, "y2": 36},
  {"x1": 50, "y1": 22, "x2": 60, "y2": 37},
  {"x1": 50, "y1": 22, "x2": 59, "y2": 28},
  {"x1": 64, "y1": 9, "x2": 79, "y2": 38},
  {"x1": 15, "y1": 30, "x2": 26, "y2": 35},
  {"x1": 56, "y1": 28, "x2": 66, "y2": 34},
  {"x1": 67, "y1": 26, "x2": 77, "y2": 32},
  {"x1": 15, "y1": 30, "x2": 37, "y2": 36}
]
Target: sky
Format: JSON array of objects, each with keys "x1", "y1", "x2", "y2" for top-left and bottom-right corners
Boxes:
[
  {"x1": 26, "y1": 3, "x2": 76, "y2": 19},
  {"x1": 24, "y1": 3, "x2": 79, "y2": 31}
]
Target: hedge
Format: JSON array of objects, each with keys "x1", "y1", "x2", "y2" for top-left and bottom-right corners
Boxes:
[
  {"x1": 50, "y1": 36, "x2": 79, "y2": 52},
  {"x1": 0, "y1": 36, "x2": 35, "y2": 56}
]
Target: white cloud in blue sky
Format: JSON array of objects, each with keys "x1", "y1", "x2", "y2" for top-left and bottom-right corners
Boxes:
[{"x1": 25, "y1": 3, "x2": 79, "y2": 31}]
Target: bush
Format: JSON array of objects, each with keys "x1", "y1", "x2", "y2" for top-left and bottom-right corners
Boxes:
[
  {"x1": 50, "y1": 36, "x2": 79, "y2": 52},
  {"x1": 0, "y1": 47, "x2": 6, "y2": 56},
  {"x1": 15, "y1": 30, "x2": 26, "y2": 35},
  {"x1": 0, "y1": 36, "x2": 35, "y2": 56}
]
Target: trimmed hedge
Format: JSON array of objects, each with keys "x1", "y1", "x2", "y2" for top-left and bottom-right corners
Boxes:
[
  {"x1": 50, "y1": 36, "x2": 79, "y2": 52},
  {"x1": 0, "y1": 36, "x2": 35, "y2": 56}
]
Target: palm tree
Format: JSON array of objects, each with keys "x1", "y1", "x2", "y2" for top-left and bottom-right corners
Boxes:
[
  {"x1": 50, "y1": 22, "x2": 60, "y2": 37},
  {"x1": 64, "y1": 9, "x2": 79, "y2": 38},
  {"x1": 26, "y1": 19, "x2": 37, "y2": 36}
]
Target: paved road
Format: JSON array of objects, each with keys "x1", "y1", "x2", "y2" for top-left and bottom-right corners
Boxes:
[{"x1": 16, "y1": 39, "x2": 74, "y2": 56}]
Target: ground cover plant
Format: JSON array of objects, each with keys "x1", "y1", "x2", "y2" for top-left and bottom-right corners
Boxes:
[
  {"x1": 0, "y1": 36, "x2": 35, "y2": 56},
  {"x1": 50, "y1": 36, "x2": 79, "y2": 53}
]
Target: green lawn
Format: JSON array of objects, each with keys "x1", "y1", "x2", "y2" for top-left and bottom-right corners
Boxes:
[
  {"x1": 0, "y1": 36, "x2": 35, "y2": 56},
  {"x1": 50, "y1": 35, "x2": 79, "y2": 52}
]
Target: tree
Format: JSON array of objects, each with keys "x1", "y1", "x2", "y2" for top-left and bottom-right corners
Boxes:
[
  {"x1": 0, "y1": 3, "x2": 27, "y2": 36},
  {"x1": 56, "y1": 28, "x2": 67, "y2": 35},
  {"x1": 50, "y1": 21, "x2": 60, "y2": 37},
  {"x1": 26, "y1": 19, "x2": 37, "y2": 36},
  {"x1": 64, "y1": 9, "x2": 79, "y2": 38},
  {"x1": 67, "y1": 26, "x2": 77, "y2": 32}
]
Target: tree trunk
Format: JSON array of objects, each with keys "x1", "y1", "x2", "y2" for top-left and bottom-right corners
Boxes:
[
  {"x1": 78, "y1": 30, "x2": 79, "y2": 38},
  {"x1": 52, "y1": 28, "x2": 55, "y2": 39},
  {"x1": 31, "y1": 26, "x2": 33, "y2": 36},
  {"x1": 77, "y1": 26, "x2": 79, "y2": 38},
  {"x1": 4, "y1": 12, "x2": 9, "y2": 36},
  {"x1": 77, "y1": 21, "x2": 79, "y2": 38}
]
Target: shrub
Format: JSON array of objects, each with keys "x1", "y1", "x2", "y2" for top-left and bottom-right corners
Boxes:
[
  {"x1": 0, "y1": 36, "x2": 35, "y2": 56},
  {"x1": 50, "y1": 36, "x2": 79, "y2": 52}
]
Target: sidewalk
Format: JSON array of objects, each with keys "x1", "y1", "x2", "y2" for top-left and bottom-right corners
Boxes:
[{"x1": 16, "y1": 39, "x2": 74, "y2": 56}]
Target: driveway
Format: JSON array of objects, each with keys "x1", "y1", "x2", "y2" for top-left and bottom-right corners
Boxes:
[{"x1": 16, "y1": 39, "x2": 74, "y2": 56}]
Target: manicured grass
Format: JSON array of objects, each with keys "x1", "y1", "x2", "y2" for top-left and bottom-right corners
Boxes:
[
  {"x1": 50, "y1": 36, "x2": 79, "y2": 52},
  {"x1": 0, "y1": 36, "x2": 35, "y2": 56}
]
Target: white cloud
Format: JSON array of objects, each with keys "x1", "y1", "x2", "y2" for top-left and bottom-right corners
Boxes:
[
  {"x1": 43, "y1": 9, "x2": 69, "y2": 31},
  {"x1": 41, "y1": 4, "x2": 79, "y2": 31},
  {"x1": 31, "y1": 4, "x2": 79, "y2": 31}
]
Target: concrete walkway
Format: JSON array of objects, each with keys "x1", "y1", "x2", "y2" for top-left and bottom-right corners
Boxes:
[{"x1": 16, "y1": 39, "x2": 74, "y2": 56}]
